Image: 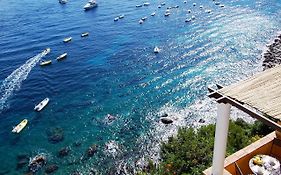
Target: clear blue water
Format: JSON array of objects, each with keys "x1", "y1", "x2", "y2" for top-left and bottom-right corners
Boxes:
[{"x1": 0, "y1": 0, "x2": 281, "y2": 174}]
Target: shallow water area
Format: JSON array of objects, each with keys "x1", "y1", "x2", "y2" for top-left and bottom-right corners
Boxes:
[{"x1": 0, "y1": 0, "x2": 281, "y2": 174}]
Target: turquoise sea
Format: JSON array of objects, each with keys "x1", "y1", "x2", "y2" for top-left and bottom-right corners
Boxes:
[{"x1": 0, "y1": 0, "x2": 281, "y2": 174}]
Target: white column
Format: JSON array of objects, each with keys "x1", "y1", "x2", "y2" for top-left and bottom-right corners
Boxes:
[{"x1": 212, "y1": 103, "x2": 231, "y2": 175}]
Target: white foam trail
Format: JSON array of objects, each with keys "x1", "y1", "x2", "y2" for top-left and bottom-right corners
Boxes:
[{"x1": 0, "y1": 49, "x2": 49, "y2": 111}]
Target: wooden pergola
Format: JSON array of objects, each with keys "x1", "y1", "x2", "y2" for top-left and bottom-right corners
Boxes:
[{"x1": 208, "y1": 65, "x2": 281, "y2": 175}]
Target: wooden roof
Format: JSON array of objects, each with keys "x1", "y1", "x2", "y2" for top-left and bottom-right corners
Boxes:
[{"x1": 219, "y1": 65, "x2": 281, "y2": 120}]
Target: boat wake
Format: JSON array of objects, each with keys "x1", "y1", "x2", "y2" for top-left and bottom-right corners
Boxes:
[{"x1": 0, "y1": 49, "x2": 49, "y2": 112}]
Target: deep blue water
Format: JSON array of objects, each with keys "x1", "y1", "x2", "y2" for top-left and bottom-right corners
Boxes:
[{"x1": 0, "y1": 0, "x2": 281, "y2": 174}]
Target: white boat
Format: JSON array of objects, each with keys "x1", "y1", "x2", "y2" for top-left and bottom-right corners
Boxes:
[
  {"x1": 158, "y1": 5, "x2": 161, "y2": 8},
  {"x1": 161, "y1": 2, "x2": 165, "y2": 6},
  {"x1": 167, "y1": 6, "x2": 172, "y2": 9},
  {"x1": 193, "y1": 3, "x2": 196, "y2": 6},
  {"x1": 206, "y1": 9, "x2": 212, "y2": 13},
  {"x1": 136, "y1": 4, "x2": 142, "y2": 7},
  {"x1": 34, "y1": 98, "x2": 49, "y2": 112},
  {"x1": 141, "y1": 17, "x2": 147, "y2": 21},
  {"x1": 183, "y1": 1, "x2": 187, "y2": 3},
  {"x1": 154, "y1": 46, "x2": 160, "y2": 53},
  {"x1": 12, "y1": 119, "x2": 28, "y2": 133},
  {"x1": 187, "y1": 9, "x2": 191, "y2": 13},
  {"x1": 57, "y1": 53, "x2": 67, "y2": 61},
  {"x1": 114, "y1": 17, "x2": 119, "y2": 21},
  {"x1": 40, "y1": 60, "x2": 52, "y2": 66},
  {"x1": 59, "y1": 0, "x2": 67, "y2": 4},
  {"x1": 44, "y1": 48, "x2": 51, "y2": 55},
  {"x1": 119, "y1": 15, "x2": 125, "y2": 19},
  {"x1": 191, "y1": 15, "x2": 195, "y2": 20},
  {"x1": 199, "y1": 5, "x2": 203, "y2": 9},
  {"x1": 139, "y1": 19, "x2": 144, "y2": 24},
  {"x1": 81, "y1": 32, "x2": 89, "y2": 37},
  {"x1": 220, "y1": 4, "x2": 224, "y2": 7},
  {"x1": 143, "y1": 2, "x2": 150, "y2": 6},
  {"x1": 185, "y1": 18, "x2": 191, "y2": 22},
  {"x1": 164, "y1": 12, "x2": 170, "y2": 16},
  {"x1": 215, "y1": 2, "x2": 220, "y2": 5},
  {"x1": 151, "y1": 12, "x2": 156, "y2": 16},
  {"x1": 174, "y1": 5, "x2": 179, "y2": 8},
  {"x1": 84, "y1": 0, "x2": 97, "y2": 10},
  {"x1": 63, "y1": 37, "x2": 72, "y2": 43}
]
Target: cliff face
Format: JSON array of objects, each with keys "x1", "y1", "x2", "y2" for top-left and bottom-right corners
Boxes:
[{"x1": 263, "y1": 34, "x2": 281, "y2": 70}]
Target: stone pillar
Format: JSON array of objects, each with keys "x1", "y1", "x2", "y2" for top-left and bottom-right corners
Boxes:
[{"x1": 212, "y1": 103, "x2": 231, "y2": 175}]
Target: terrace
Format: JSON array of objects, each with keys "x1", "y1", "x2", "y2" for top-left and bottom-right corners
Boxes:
[{"x1": 203, "y1": 65, "x2": 281, "y2": 175}]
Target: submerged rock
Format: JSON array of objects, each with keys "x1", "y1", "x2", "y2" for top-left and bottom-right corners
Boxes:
[
  {"x1": 47, "y1": 127, "x2": 64, "y2": 144},
  {"x1": 45, "y1": 164, "x2": 58, "y2": 174},
  {"x1": 58, "y1": 147, "x2": 70, "y2": 157},
  {"x1": 86, "y1": 144, "x2": 98, "y2": 157},
  {"x1": 160, "y1": 117, "x2": 173, "y2": 124},
  {"x1": 16, "y1": 154, "x2": 29, "y2": 170},
  {"x1": 73, "y1": 141, "x2": 82, "y2": 147}
]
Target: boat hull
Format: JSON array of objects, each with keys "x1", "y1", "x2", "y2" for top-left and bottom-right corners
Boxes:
[
  {"x1": 34, "y1": 98, "x2": 49, "y2": 111},
  {"x1": 12, "y1": 119, "x2": 28, "y2": 133}
]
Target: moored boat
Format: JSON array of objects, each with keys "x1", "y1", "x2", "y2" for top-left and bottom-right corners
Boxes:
[
  {"x1": 56, "y1": 53, "x2": 67, "y2": 61},
  {"x1": 136, "y1": 4, "x2": 142, "y2": 7},
  {"x1": 143, "y1": 2, "x2": 150, "y2": 6},
  {"x1": 63, "y1": 37, "x2": 72, "y2": 43},
  {"x1": 185, "y1": 18, "x2": 192, "y2": 22},
  {"x1": 139, "y1": 19, "x2": 144, "y2": 24},
  {"x1": 81, "y1": 32, "x2": 89, "y2": 37},
  {"x1": 44, "y1": 48, "x2": 51, "y2": 55},
  {"x1": 164, "y1": 12, "x2": 170, "y2": 16},
  {"x1": 40, "y1": 60, "x2": 52, "y2": 66},
  {"x1": 59, "y1": 0, "x2": 67, "y2": 4},
  {"x1": 151, "y1": 12, "x2": 156, "y2": 16},
  {"x1": 141, "y1": 16, "x2": 147, "y2": 21},
  {"x1": 12, "y1": 119, "x2": 28, "y2": 133},
  {"x1": 119, "y1": 15, "x2": 125, "y2": 19},
  {"x1": 154, "y1": 46, "x2": 160, "y2": 53},
  {"x1": 114, "y1": 17, "x2": 119, "y2": 21},
  {"x1": 161, "y1": 2, "x2": 165, "y2": 6},
  {"x1": 34, "y1": 98, "x2": 49, "y2": 111},
  {"x1": 84, "y1": 0, "x2": 97, "y2": 10}
]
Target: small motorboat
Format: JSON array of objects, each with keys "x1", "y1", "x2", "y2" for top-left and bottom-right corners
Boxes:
[
  {"x1": 139, "y1": 19, "x2": 144, "y2": 24},
  {"x1": 114, "y1": 17, "x2": 119, "y2": 21},
  {"x1": 164, "y1": 12, "x2": 170, "y2": 16},
  {"x1": 143, "y1": 2, "x2": 150, "y2": 6},
  {"x1": 215, "y1": 2, "x2": 220, "y2": 5},
  {"x1": 167, "y1": 6, "x2": 172, "y2": 9},
  {"x1": 206, "y1": 9, "x2": 212, "y2": 13},
  {"x1": 63, "y1": 37, "x2": 72, "y2": 43},
  {"x1": 183, "y1": 1, "x2": 187, "y2": 3},
  {"x1": 174, "y1": 5, "x2": 179, "y2": 8},
  {"x1": 57, "y1": 53, "x2": 67, "y2": 61},
  {"x1": 12, "y1": 119, "x2": 28, "y2": 133},
  {"x1": 44, "y1": 48, "x2": 51, "y2": 55},
  {"x1": 191, "y1": 15, "x2": 195, "y2": 20},
  {"x1": 136, "y1": 4, "x2": 142, "y2": 7},
  {"x1": 161, "y1": 2, "x2": 165, "y2": 6},
  {"x1": 154, "y1": 46, "x2": 160, "y2": 53},
  {"x1": 141, "y1": 16, "x2": 147, "y2": 21},
  {"x1": 193, "y1": 3, "x2": 196, "y2": 6},
  {"x1": 84, "y1": 0, "x2": 97, "y2": 10},
  {"x1": 40, "y1": 60, "x2": 52, "y2": 66},
  {"x1": 119, "y1": 15, "x2": 125, "y2": 19},
  {"x1": 185, "y1": 18, "x2": 192, "y2": 22},
  {"x1": 220, "y1": 4, "x2": 225, "y2": 7},
  {"x1": 187, "y1": 9, "x2": 191, "y2": 13},
  {"x1": 59, "y1": 0, "x2": 67, "y2": 4},
  {"x1": 34, "y1": 98, "x2": 49, "y2": 111},
  {"x1": 199, "y1": 5, "x2": 203, "y2": 9},
  {"x1": 81, "y1": 32, "x2": 89, "y2": 37},
  {"x1": 151, "y1": 12, "x2": 156, "y2": 16}
]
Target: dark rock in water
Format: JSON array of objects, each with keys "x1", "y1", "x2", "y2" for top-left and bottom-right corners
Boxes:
[
  {"x1": 45, "y1": 164, "x2": 58, "y2": 174},
  {"x1": 58, "y1": 147, "x2": 70, "y2": 157},
  {"x1": 87, "y1": 144, "x2": 98, "y2": 157},
  {"x1": 28, "y1": 154, "x2": 47, "y2": 173},
  {"x1": 16, "y1": 154, "x2": 29, "y2": 170},
  {"x1": 199, "y1": 118, "x2": 205, "y2": 123},
  {"x1": 160, "y1": 117, "x2": 173, "y2": 124},
  {"x1": 0, "y1": 170, "x2": 10, "y2": 175},
  {"x1": 47, "y1": 127, "x2": 64, "y2": 144},
  {"x1": 160, "y1": 113, "x2": 168, "y2": 118},
  {"x1": 263, "y1": 34, "x2": 281, "y2": 70}
]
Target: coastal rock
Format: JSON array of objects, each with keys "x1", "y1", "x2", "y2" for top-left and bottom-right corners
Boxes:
[
  {"x1": 160, "y1": 117, "x2": 173, "y2": 124},
  {"x1": 28, "y1": 154, "x2": 47, "y2": 173},
  {"x1": 58, "y1": 147, "x2": 70, "y2": 157},
  {"x1": 86, "y1": 144, "x2": 98, "y2": 157},
  {"x1": 71, "y1": 171, "x2": 81, "y2": 175},
  {"x1": 45, "y1": 164, "x2": 58, "y2": 174},
  {"x1": 47, "y1": 127, "x2": 64, "y2": 144},
  {"x1": 263, "y1": 34, "x2": 281, "y2": 70},
  {"x1": 160, "y1": 113, "x2": 168, "y2": 118}
]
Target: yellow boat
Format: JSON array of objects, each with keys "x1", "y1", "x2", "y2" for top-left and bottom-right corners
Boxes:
[
  {"x1": 40, "y1": 60, "x2": 52, "y2": 66},
  {"x1": 63, "y1": 37, "x2": 72, "y2": 43},
  {"x1": 12, "y1": 119, "x2": 28, "y2": 133}
]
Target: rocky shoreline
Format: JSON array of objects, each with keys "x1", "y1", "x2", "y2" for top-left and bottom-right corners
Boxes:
[{"x1": 262, "y1": 34, "x2": 281, "y2": 70}]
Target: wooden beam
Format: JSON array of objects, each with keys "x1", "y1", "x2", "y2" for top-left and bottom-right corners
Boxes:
[{"x1": 217, "y1": 96, "x2": 281, "y2": 132}]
